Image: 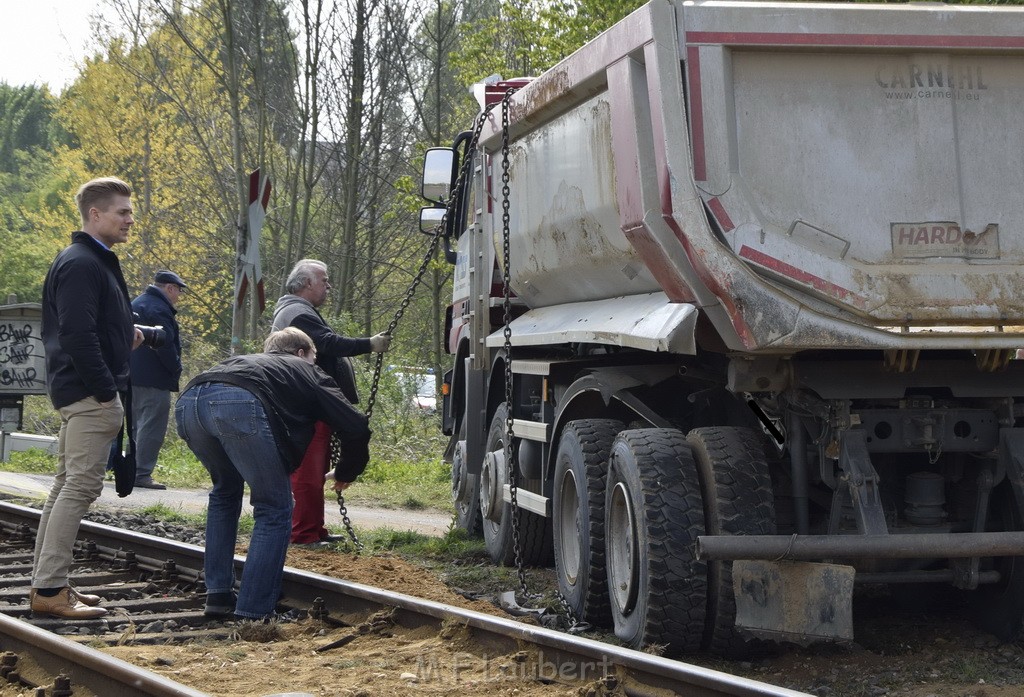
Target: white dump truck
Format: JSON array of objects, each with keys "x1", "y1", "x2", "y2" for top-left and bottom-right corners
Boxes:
[{"x1": 418, "y1": 0, "x2": 1024, "y2": 654}]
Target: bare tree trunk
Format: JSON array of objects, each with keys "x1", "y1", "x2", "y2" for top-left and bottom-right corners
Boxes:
[
  {"x1": 215, "y1": 0, "x2": 250, "y2": 354},
  {"x1": 337, "y1": 0, "x2": 369, "y2": 314}
]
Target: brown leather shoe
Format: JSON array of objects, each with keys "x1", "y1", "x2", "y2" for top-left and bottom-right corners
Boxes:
[
  {"x1": 68, "y1": 587, "x2": 102, "y2": 606},
  {"x1": 30, "y1": 587, "x2": 107, "y2": 619}
]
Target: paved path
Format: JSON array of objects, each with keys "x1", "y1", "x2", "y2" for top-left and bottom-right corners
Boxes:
[{"x1": 0, "y1": 471, "x2": 454, "y2": 537}]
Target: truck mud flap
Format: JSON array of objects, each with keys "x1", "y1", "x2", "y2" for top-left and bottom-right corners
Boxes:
[{"x1": 732, "y1": 560, "x2": 855, "y2": 645}]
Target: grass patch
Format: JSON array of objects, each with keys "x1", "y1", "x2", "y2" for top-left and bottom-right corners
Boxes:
[
  {"x1": 347, "y1": 456, "x2": 450, "y2": 510},
  {"x1": 346, "y1": 524, "x2": 486, "y2": 560},
  {"x1": 6, "y1": 449, "x2": 60, "y2": 474},
  {"x1": 941, "y1": 655, "x2": 997, "y2": 684},
  {"x1": 137, "y1": 504, "x2": 207, "y2": 528}
]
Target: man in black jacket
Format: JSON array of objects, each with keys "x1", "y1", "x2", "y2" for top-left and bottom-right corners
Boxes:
[
  {"x1": 271, "y1": 259, "x2": 390, "y2": 545},
  {"x1": 130, "y1": 269, "x2": 187, "y2": 489},
  {"x1": 175, "y1": 327, "x2": 370, "y2": 620},
  {"x1": 31, "y1": 177, "x2": 144, "y2": 620}
]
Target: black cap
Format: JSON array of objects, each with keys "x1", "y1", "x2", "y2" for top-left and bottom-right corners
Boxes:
[{"x1": 154, "y1": 270, "x2": 187, "y2": 289}]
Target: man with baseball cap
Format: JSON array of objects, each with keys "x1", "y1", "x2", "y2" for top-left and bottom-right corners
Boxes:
[{"x1": 130, "y1": 269, "x2": 187, "y2": 489}]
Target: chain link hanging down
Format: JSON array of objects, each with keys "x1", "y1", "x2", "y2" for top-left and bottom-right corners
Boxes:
[
  {"x1": 330, "y1": 103, "x2": 500, "y2": 552},
  {"x1": 498, "y1": 87, "x2": 538, "y2": 608},
  {"x1": 497, "y1": 87, "x2": 583, "y2": 631}
]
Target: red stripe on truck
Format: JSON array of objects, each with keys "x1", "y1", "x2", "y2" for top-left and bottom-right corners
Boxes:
[
  {"x1": 707, "y1": 197, "x2": 734, "y2": 232},
  {"x1": 686, "y1": 47, "x2": 706, "y2": 181},
  {"x1": 739, "y1": 245, "x2": 867, "y2": 309}
]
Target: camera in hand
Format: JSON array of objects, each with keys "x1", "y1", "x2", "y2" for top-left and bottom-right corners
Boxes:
[{"x1": 136, "y1": 325, "x2": 167, "y2": 349}]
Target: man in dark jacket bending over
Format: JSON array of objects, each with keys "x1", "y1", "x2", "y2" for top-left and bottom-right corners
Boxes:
[{"x1": 175, "y1": 327, "x2": 370, "y2": 620}]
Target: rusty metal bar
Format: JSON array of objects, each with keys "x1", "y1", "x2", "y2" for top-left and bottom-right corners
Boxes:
[{"x1": 696, "y1": 532, "x2": 1024, "y2": 561}]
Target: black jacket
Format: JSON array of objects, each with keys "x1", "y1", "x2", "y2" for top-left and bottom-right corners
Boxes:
[
  {"x1": 181, "y1": 352, "x2": 371, "y2": 480},
  {"x1": 42, "y1": 231, "x2": 134, "y2": 409},
  {"x1": 130, "y1": 285, "x2": 182, "y2": 391},
  {"x1": 271, "y1": 294, "x2": 371, "y2": 403}
]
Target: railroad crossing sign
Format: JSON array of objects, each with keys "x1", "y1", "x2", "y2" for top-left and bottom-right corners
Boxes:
[{"x1": 237, "y1": 169, "x2": 271, "y2": 312}]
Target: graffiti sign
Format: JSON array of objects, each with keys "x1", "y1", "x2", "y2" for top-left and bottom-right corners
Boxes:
[{"x1": 0, "y1": 313, "x2": 46, "y2": 395}]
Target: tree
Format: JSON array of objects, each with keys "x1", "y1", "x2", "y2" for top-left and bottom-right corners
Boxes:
[{"x1": 0, "y1": 84, "x2": 61, "y2": 176}]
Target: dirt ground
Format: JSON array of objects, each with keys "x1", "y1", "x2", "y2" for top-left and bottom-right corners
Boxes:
[
  {"x1": 97, "y1": 545, "x2": 1024, "y2": 697},
  {"x1": 102, "y1": 548, "x2": 602, "y2": 697}
]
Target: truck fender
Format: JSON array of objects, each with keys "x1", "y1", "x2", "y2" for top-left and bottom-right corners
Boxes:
[{"x1": 546, "y1": 370, "x2": 675, "y2": 480}]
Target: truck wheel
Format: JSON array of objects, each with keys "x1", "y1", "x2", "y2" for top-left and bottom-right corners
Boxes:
[
  {"x1": 553, "y1": 419, "x2": 624, "y2": 627},
  {"x1": 687, "y1": 427, "x2": 776, "y2": 655},
  {"x1": 605, "y1": 428, "x2": 707, "y2": 654},
  {"x1": 971, "y1": 482, "x2": 1024, "y2": 640},
  {"x1": 480, "y1": 403, "x2": 553, "y2": 566},
  {"x1": 451, "y1": 426, "x2": 482, "y2": 536}
]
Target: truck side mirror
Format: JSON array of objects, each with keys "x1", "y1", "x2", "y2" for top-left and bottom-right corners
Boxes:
[
  {"x1": 419, "y1": 206, "x2": 447, "y2": 235},
  {"x1": 421, "y1": 148, "x2": 456, "y2": 204}
]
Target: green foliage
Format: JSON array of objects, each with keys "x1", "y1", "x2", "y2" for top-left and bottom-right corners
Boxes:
[
  {"x1": 6, "y1": 448, "x2": 59, "y2": 474},
  {"x1": 0, "y1": 83, "x2": 58, "y2": 175},
  {"x1": 450, "y1": 0, "x2": 646, "y2": 88}
]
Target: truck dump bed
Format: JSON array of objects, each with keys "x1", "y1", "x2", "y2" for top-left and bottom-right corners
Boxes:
[{"x1": 481, "y1": 1, "x2": 1024, "y2": 354}]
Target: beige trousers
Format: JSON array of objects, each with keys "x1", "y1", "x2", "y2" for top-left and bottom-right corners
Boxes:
[{"x1": 32, "y1": 395, "x2": 123, "y2": 588}]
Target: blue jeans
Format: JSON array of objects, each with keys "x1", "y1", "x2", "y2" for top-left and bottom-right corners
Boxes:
[{"x1": 174, "y1": 382, "x2": 292, "y2": 619}]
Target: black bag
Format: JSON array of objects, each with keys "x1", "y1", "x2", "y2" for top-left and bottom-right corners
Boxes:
[
  {"x1": 106, "y1": 388, "x2": 136, "y2": 497},
  {"x1": 331, "y1": 429, "x2": 371, "y2": 483}
]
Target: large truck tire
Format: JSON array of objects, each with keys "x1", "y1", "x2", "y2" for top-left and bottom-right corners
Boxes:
[
  {"x1": 480, "y1": 403, "x2": 553, "y2": 566},
  {"x1": 605, "y1": 428, "x2": 707, "y2": 654},
  {"x1": 687, "y1": 426, "x2": 777, "y2": 655},
  {"x1": 971, "y1": 482, "x2": 1024, "y2": 640},
  {"x1": 553, "y1": 419, "x2": 624, "y2": 627},
  {"x1": 450, "y1": 424, "x2": 482, "y2": 536}
]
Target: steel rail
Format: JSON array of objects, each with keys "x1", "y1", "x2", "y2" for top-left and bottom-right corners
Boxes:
[
  {"x1": 0, "y1": 611, "x2": 206, "y2": 697},
  {"x1": 0, "y1": 500, "x2": 810, "y2": 697}
]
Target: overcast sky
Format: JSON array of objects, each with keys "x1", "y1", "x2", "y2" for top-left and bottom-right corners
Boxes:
[{"x1": 2, "y1": 1, "x2": 100, "y2": 93}]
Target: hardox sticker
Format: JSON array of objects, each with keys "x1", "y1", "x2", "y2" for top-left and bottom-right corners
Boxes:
[{"x1": 890, "y1": 222, "x2": 999, "y2": 259}]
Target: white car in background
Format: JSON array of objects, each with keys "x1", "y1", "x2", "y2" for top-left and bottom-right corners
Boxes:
[
  {"x1": 393, "y1": 370, "x2": 437, "y2": 413},
  {"x1": 411, "y1": 374, "x2": 437, "y2": 412}
]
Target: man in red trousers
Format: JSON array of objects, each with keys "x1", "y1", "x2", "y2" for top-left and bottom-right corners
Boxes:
[{"x1": 270, "y1": 259, "x2": 390, "y2": 545}]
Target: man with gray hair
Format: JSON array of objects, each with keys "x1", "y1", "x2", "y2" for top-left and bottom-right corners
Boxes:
[{"x1": 271, "y1": 259, "x2": 390, "y2": 546}]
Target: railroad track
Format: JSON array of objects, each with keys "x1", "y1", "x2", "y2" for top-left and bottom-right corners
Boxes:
[{"x1": 0, "y1": 500, "x2": 809, "y2": 697}]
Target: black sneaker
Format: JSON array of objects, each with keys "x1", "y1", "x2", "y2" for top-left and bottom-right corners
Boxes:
[
  {"x1": 292, "y1": 540, "x2": 330, "y2": 549},
  {"x1": 204, "y1": 591, "x2": 237, "y2": 617},
  {"x1": 135, "y1": 478, "x2": 167, "y2": 490}
]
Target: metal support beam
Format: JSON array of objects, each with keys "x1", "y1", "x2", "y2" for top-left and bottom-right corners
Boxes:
[{"x1": 697, "y1": 531, "x2": 1024, "y2": 561}]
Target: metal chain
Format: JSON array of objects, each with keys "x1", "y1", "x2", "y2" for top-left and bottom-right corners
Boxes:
[
  {"x1": 329, "y1": 106, "x2": 499, "y2": 552},
  {"x1": 496, "y1": 87, "x2": 581, "y2": 630},
  {"x1": 556, "y1": 590, "x2": 588, "y2": 633},
  {"x1": 500, "y1": 88, "x2": 530, "y2": 600}
]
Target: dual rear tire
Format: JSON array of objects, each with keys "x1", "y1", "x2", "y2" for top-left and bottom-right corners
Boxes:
[
  {"x1": 478, "y1": 408, "x2": 776, "y2": 654},
  {"x1": 593, "y1": 425, "x2": 774, "y2": 654},
  {"x1": 552, "y1": 419, "x2": 624, "y2": 626}
]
